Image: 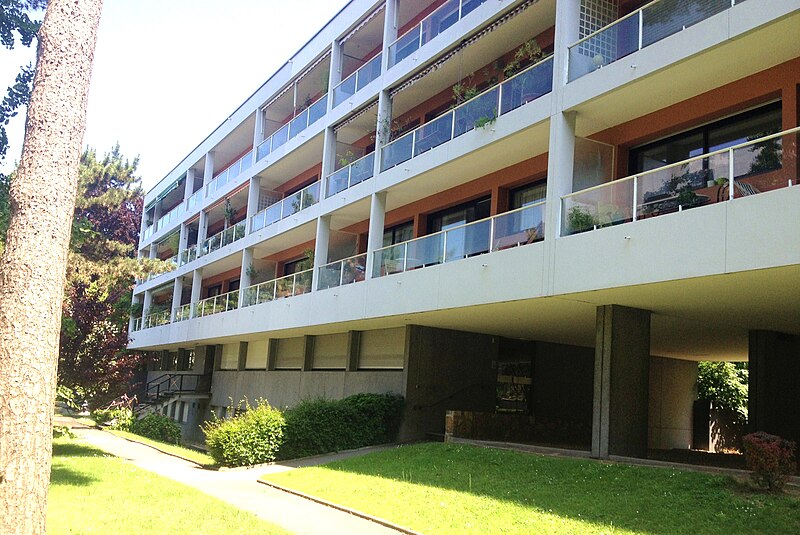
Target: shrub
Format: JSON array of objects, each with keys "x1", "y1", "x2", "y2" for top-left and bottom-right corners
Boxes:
[
  {"x1": 91, "y1": 407, "x2": 133, "y2": 431},
  {"x1": 697, "y1": 361, "x2": 748, "y2": 424},
  {"x1": 279, "y1": 393, "x2": 404, "y2": 460},
  {"x1": 742, "y1": 431, "x2": 796, "y2": 490},
  {"x1": 131, "y1": 413, "x2": 182, "y2": 444},
  {"x1": 203, "y1": 399, "x2": 285, "y2": 467}
]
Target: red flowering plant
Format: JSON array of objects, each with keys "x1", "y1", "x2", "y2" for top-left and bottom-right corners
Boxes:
[{"x1": 742, "y1": 432, "x2": 796, "y2": 490}]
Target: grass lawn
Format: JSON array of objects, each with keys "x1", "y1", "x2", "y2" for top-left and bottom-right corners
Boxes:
[
  {"x1": 49, "y1": 438, "x2": 287, "y2": 535},
  {"x1": 106, "y1": 429, "x2": 217, "y2": 468},
  {"x1": 261, "y1": 442, "x2": 800, "y2": 535}
]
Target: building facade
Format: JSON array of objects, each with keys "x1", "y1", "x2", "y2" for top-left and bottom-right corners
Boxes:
[{"x1": 129, "y1": 0, "x2": 800, "y2": 456}]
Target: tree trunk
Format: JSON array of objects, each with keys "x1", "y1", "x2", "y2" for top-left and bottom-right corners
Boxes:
[{"x1": 0, "y1": 1, "x2": 104, "y2": 533}]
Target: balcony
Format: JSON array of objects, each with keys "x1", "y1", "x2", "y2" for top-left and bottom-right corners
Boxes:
[
  {"x1": 388, "y1": 0, "x2": 487, "y2": 68},
  {"x1": 154, "y1": 203, "x2": 184, "y2": 234},
  {"x1": 373, "y1": 201, "x2": 546, "y2": 277},
  {"x1": 333, "y1": 54, "x2": 382, "y2": 108},
  {"x1": 179, "y1": 245, "x2": 198, "y2": 267},
  {"x1": 186, "y1": 189, "x2": 202, "y2": 212},
  {"x1": 380, "y1": 55, "x2": 554, "y2": 172},
  {"x1": 562, "y1": 127, "x2": 799, "y2": 235},
  {"x1": 174, "y1": 303, "x2": 192, "y2": 322},
  {"x1": 142, "y1": 310, "x2": 170, "y2": 330},
  {"x1": 207, "y1": 151, "x2": 253, "y2": 197},
  {"x1": 240, "y1": 269, "x2": 313, "y2": 307},
  {"x1": 256, "y1": 94, "x2": 328, "y2": 162},
  {"x1": 250, "y1": 181, "x2": 321, "y2": 233},
  {"x1": 325, "y1": 152, "x2": 375, "y2": 197},
  {"x1": 200, "y1": 220, "x2": 247, "y2": 257},
  {"x1": 568, "y1": 0, "x2": 742, "y2": 82},
  {"x1": 317, "y1": 253, "x2": 367, "y2": 291},
  {"x1": 196, "y1": 289, "x2": 240, "y2": 318}
]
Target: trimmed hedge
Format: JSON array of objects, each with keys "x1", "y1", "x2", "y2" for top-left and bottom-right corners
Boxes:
[
  {"x1": 203, "y1": 399, "x2": 285, "y2": 467},
  {"x1": 130, "y1": 413, "x2": 182, "y2": 444},
  {"x1": 743, "y1": 431, "x2": 796, "y2": 490},
  {"x1": 278, "y1": 393, "x2": 404, "y2": 460}
]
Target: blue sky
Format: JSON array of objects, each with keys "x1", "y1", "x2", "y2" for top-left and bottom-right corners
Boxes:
[{"x1": 1, "y1": 0, "x2": 350, "y2": 190}]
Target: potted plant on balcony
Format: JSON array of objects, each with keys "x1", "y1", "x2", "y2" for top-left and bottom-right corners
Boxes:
[
  {"x1": 223, "y1": 199, "x2": 236, "y2": 229},
  {"x1": 566, "y1": 206, "x2": 598, "y2": 234}
]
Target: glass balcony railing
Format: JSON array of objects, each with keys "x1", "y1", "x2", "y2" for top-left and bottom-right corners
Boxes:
[
  {"x1": 332, "y1": 53, "x2": 383, "y2": 107},
  {"x1": 241, "y1": 269, "x2": 313, "y2": 307},
  {"x1": 250, "y1": 181, "x2": 321, "y2": 233},
  {"x1": 173, "y1": 303, "x2": 192, "y2": 322},
  {"x1": 206, "y1": 151, "x2": 253, "y2": 197},
  {"x1": 373, "y1": 201, "x2": 545, "y2": 277},
  {"x1": 200, "y1": 220, "x2": 247, "y2": 256},
  {"x1": 381, "y1": 56, "x2": 553, "y2": 172},
  {"x1": 132, "y1": 317, "x2": 142, "y2": 332},
  {"x1": 568, "y1": 0, "x2": 741, "y2": 82},
  {"x1": 195, "y1": 289, "x2": 240, "y2": 318},
  {"x1": 325, "y1": 152, "x2": 375, "y2": 197},
  {"x1": 142, "y1": 225, "x2": 153, "y2": 241},
  {"x1": 561, "y1": 127, "x2": 799, "y2": 235},
  {"x1": 179, "y1": 244, "x2": 198, "y2": 266},
  {"x1": 154, "y1": 203, "x2": 184, "y2": 234},
  {"x1": 185, "y1": 189, "x2": 202, "y2": 212},
  {"x1": 143, "y1": 310, "x2": 171, "y2": 330},
  {"x1": 388, "y1": 0, "x2": 487, "y2": 68},
  {"x1": 317, "y1": 253, "x2": 367, "y2": 290},
  {"x1": 256, "y1": 94, "x2": 329, "y2": 161}
]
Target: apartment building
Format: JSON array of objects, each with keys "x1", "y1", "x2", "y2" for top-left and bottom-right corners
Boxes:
[{"x1": 129, "y1": 0, "x2": 800, "y2": 457}]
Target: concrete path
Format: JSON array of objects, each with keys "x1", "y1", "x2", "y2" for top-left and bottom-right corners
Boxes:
[{"x1": 72, "y1": 427, "x2": 404, "y2": 535}]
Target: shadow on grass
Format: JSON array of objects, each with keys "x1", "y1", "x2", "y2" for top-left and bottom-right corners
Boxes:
[
  {"x1": 52, "y1": 441, "x2": 105, "y2": 458},
  {"x1": 50, "y1": 465, "x2": 96, "y2": 487},
  {"x1": 305, "y1": 443, "x2": 800, "y2": 534}
]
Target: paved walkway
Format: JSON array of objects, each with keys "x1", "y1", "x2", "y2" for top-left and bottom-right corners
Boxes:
[{"x1": 71, "y1": 426, "x2": 403, "y2": 535}]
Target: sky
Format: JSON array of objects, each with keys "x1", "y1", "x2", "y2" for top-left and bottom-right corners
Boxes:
[{"x1": 1, "y1": 0, "x2": 350, "y2": 191}]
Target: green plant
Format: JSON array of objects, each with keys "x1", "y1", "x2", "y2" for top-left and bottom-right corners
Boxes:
[
  {"x1": 53, "y1": 425, "x2": 76, "y2": 439},
  {"x1": 452, "y1": 75, "x2": 479, "y2": 106},
  {"x1": 130, "y1": 412, "x2": 181, "y2": 444},
  {"x1": 129, "y1": 301, "x2": 144, "y2": 318},
  {"x1": 503, "y1": 38, "x2": 542, "y2": 78},
  {"x1": 203, "y1": 399, "x2": 285, "y2": 467},
  {"x1": 337, "y1": 150, "x2": 355, "y2": 168},
  {"x1": 697, "y1": 361, "x2": 748, "y2": 424},
  {"x1": 91, "y1": 407, "x2": 134, "y2": 431},
  {"x1": 474, "y1": 113, "x2": 496, "y2": 129},
  {"x1": 743, "y1": 432, "x2": 796, "y2": 490},
  {"x1": 566, "y1": 206, "x2": 597, "y2": 234},
  {"x1": 279, "y1": 393, "x2": 404, "y2": 460},
  {"x1": 223, "y1": 198, "x2": 236, "y2": 225}
]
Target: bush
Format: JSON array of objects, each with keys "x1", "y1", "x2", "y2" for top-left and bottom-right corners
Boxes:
[
  {"x1": 697, "y1": 361, "x2": 748, "y2": 424},
  {"x1": 130, "y1": 413, "x2": 182, "y2": 444},
  {"x1": 91, "y1": 407, "x2": 133, "y2": 431},
  {"x1": 742, "y1": 432, "x2": 796, "y2": 490},
  {"x1": 203, "y1": 399, "x2": 285, "y2": 467},
  {"x1": 279, "y1": 393, "x2": 404, "y2": 460}
]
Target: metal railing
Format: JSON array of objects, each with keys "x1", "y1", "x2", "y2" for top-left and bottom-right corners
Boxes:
[
  {"x1": 373, "y1": 201, "x2": 545, "y2": 277},
  {"x1": 186, "y1": 189, "x2": 202, "y2": 212},
  {"x1": 143, "y1": 373, "x2": 207, "y2": 404},
  {"x1": 179, "y1": 244, "x2": 198, "y2": 266},
  {"x1": 142, "y1": 310, "x2": 171, "y2": 329},
  {"x1": 325, "y1": 152, "x2": 375, "y2": 197},
  {"x1": 250, "y1": 181, "x2": 321, "y2": 233},
  {"x1": 333, "y1": 53, "x2": 383, "y2": 107},
  {"x1": 200, "y1": 220, "x2": 247, "y2": 256},
  {"x1": 381, "y1": 55, "x2": 553, "y2": 172},
  {"x1": 562, "y1": 126, "x2": 799, "y2": 235},
  {"x1": 195, "y1": 289, "x2": 240, "y2": 318},
  {"x1": 241, "y1": 269, "x2": 313, "y2": 307},
  {"x1": 568, "y1": 0, "x2": 741, "y2": 82},
  {"x1": 207, "y1": 151, "x2": 253, "y2": 197},
  {"x1": 148, "y1": 254, "x2": 179, "y2": 281},
  {"x1": 388, "y1": 0, "x2": 487, "y2": 68},
  {"x1": 256, "y1": 93, "x2": 329, "y2": 161},
  {"x1": 132, "y1": 317, "x2": 142, "y2": 331},
  {"x1": 173, "y1": 304, "x2": 192, "y2": 322},
  {"x1": 317, "y1": 253, "x2": 368, "y2": 290}
]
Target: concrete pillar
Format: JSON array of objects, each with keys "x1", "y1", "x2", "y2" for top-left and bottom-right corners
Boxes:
[
  {"x1": 142, "y1": 289, "x2": 153, "y2": 318},
  {"x1": 592, "y1": 305, "x2": 651, "y2": 459},
  {"x1": 148, "y1": 243, "x2": 157, "y2": 260},
  {"x1": 246, "y1": 175, "x2": 262, "y2": 221},
  {"x1": 178, "y1": 223, "x2": 189, "y2": 257},
  {"x1": 238, "y1": 247, "x2": 254, "y2": 307},
  {"x1": 184, "y1": 168, "x2": 195, "y2": 203},
  {"x1": 170, "y1": 276, "x2": 183, "y2": 322},
  {"x1": 253, "y1": 109, "x2": 265, "y2": 154},
  {"x1": 203, "y1": 151, "x2": 215, "y2": 190},
  {"x1": 328, "y1": 39, "x2": 343, "y2": 111},
  {"x1": 374, "y1": 89, "x2": 393, "y2": 178},
  {"x1": 312, "y1": 215, "x2": 331, "y2": 291},
  {"x1": 321, "y1": 127, "x2": 337, "y2": 193},
  {"x1": 364, "y1": 191, "x2": 387, "y2": 279},
  {"x1": 381, "y1": 0, "x2": 398, "y2": 73},
  {"x1": 197, "y1": 210, "x2": 209, "y2": 250},
  {"x1": 129, "y1": 293, "x2": 142, "y2": 331},
  {"x1": 551, "y1": 0, "x2": 581, "y2": 89},
  {"x1": 189, "y1": 268, "x2": 203, "y2": 317},
  {"x1": 749, "y1": 330, "x2": 800, "y2": 444}
]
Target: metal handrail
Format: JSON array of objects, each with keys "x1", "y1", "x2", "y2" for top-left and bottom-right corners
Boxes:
[
  {"x1": 249, "y1": 180, "x2": 321, "y2": 231},
  {"x1": 241, "y1": 268, "x2": 314, "y2": 306},
  {"x1": 257, "y1": 92, "x2": 329, "y2": 157}
]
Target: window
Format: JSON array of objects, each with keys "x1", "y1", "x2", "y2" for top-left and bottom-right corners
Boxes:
[
  {"x1": 429, "y1": 196, "x2": 491, "y2": 233},
  {"x1": 206, "y1": 284, "x2": 222, "y2": 298},
  {"x1": 510, "y1": 182, "x2": 546, "y2": 209},
  {"x1": 228, "y1": 279, "x2": 240, "y2": 292},
  {"x1": 383, "y1": 221, "x2": 414, "y2": 247},
  {"x1": 283, "y1": 258, "x2": 309, "y2": 276},
  {"x1": 630, "y1": 103, "x2": 782, "y2": 173}
]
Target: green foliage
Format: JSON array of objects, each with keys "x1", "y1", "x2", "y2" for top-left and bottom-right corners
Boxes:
[
  {"x1": 53, "y1": 425, "x2": 76, "y2": 439},
  {"x1": 90, "y1": 407, "x2": 134, "y2": 431},
  {"x1": 130, "y1": 413, "x2": 182, "y2": 444},
  {"x1": 697, "y1": 361, "x2": 748, "y2": 423},
  {"x1": 743, "y1": 432, "x2": 796, "y2": 491},
  {"x1": 474, "y1": 114, "x2": 496, "y2": 129},
  {"x1": 566, "y1": 206, "x2": 597, "y2": 234},
  {"x1": 503, "y1": 38, "x2": 542, "y2": 78},
  {"x1": 203, "y1": 399, "x2": 286, "y2": 467},
  {"x1": 279, "y1": 393, "x2": 404, "y2": 460}
]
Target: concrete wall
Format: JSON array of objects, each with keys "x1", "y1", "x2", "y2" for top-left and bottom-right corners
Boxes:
[
  {"x1": 533, "y1": 341, "x2": 594, "y2": 428},
  {"x1": 648, "y1": 357, "x2": 697, "y2": 450},
  {"x1": 750, "y1": 330, "x2": 800, "y2": 444},
  {"x1": 400, "y1": 326, "x2": 498, "y2": 440}
]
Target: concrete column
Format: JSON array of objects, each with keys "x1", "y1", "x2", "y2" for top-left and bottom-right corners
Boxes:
[
  {"x1": 246, "y1": 175, "x2": 262, "y2": 221},
  {"x1": 170, "y1": 276, "x2": 183, "y2": 322},
  {"x1": 129, "y1": 293, "x2": 142, "y2": 332},
  {"x1": 178, "y1": 223, "x2": 189, "y2": 256},
  {"x1": 364, "y1": 191, "x2": 387, "y2": 279},
  {"x1": 374, "y1": 89, "x2": 393, "y2": 177},
  {"x1": 320, "y1": 126, "x2": 337, "y2": 192},
  {"x1": 148, "y1": 243, "x2": 157, "y2": 260},
  {"x1": 203, "y1": 151, "x2": 215, "y2": 190},
  {"x1": 312, "y1": 215, "x2": 331, "y2": 291},
  {"x1": 253, "y1": 109, "x2": 265, "y2": 153},
  {"x1": 749, "y1": 330, "x2": 800, "y2": 444},
  {"x1": 238, "y1": 247, "x2": 254, "y2": 307},
  {"x1": 184, "y1": 168, "x2": 195, "y2": 203},
  {"x1": 152, "y1": 202, "x2": 162, "y2": 232},
  {"x1": 142, "y1": 289, "x2": 153, "y2": 318},
  {"x1": 197, "y1": 210, "x2": 209, "y2": 249},
  {"x1": 592, "y1": 305, "x2": 651, "y2": 459},
  {"x1": 551, "y1": 0, "x2": 581, "y2": 89},
  {"x1": 189, "y1": 268, "x2": 203, "y2": 317},
  {"x1": 328, "y1": 39, "x2": 343, "y2": 111},
  {"x1": 381, "y1": 0, "x2": 398, "y2": 72}
]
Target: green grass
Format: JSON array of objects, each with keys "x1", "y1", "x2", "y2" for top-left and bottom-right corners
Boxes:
[
  {"x1": 261, "y1": 442, "x2": 800, "y2": 535},
  {"x1": 48, "y1": 438, "x2": 287, "y2": 534},
  {"x1": 106, "y1": 429, "x2": 217, "y2": 468}
]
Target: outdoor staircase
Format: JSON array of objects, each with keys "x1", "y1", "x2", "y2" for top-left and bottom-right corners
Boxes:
[{"x1": 132, "y1": 373, "x2": 211, "y2": 418}]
